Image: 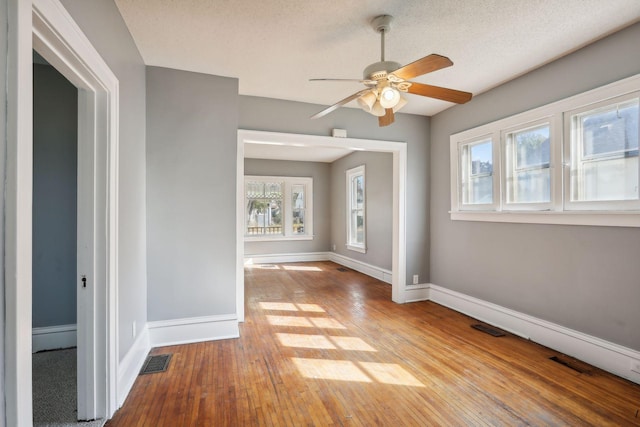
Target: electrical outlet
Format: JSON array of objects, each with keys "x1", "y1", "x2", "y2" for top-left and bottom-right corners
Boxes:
[
  {"x1": 413, "y1": 274, "x2": 419, "y2": 285},
  {"x1": 631, "y1": 360, "x2": 640, "y2": 374},
  {"x1": 132, "y1": 321, "x2": 136, "y2": 338},
  {"x1": 332, "y1": 244, "x2": 336, "y2": 251}
]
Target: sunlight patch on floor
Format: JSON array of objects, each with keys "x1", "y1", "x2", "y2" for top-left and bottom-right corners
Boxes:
[
  {"x1": 266, "y1": 315, "x2": 314, "y2": 328},
  {"x1": 309, "y1": 317, "x2": 347, "y2": 330},
  {"x1": 330, "y1": 336, "x2": 377, "y2": 352},
  {"x1": 292, "y1": 358, "x2": 372, "y2": 383},
  {"x1": 282, "y1": 265, "x2": 323, "y2": 272},
  {"x1": 259, "y1": 302, "x2": 326, "y2": 313},
  {"x1": 358, "y1": 362, "x2": 425, "y2": 387},
  {"x1": 277, "y1": 333, "x2": 336, "y2": 349}
]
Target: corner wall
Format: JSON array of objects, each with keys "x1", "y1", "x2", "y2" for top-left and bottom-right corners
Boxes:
[
  {"x1": 146, "y1": 66, "x2": 239, "y2": 322},
  {"x1": 430, "y1": 22, "x2": 640, "y2": 351}
]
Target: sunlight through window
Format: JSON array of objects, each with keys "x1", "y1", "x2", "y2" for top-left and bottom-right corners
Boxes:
[
  {"x1": 309, "y1": 317, "x2": 347, "y2": 330},
  {"x1": 276, "y1": 333, "x2": 336, "y2": 349},
  {"x1": 358, "y1": 362, "x2": 425, "y2": 387},
  {"x1": 245, "y1": 263, "x2": 281, "y2": 270},
  {"x1": 296, "y1": 303, "x2": 325, "y2": 312},
  {"x1": 266, "y1": 315, "x2": 314, "y2": 328},
  {"x1": 330, "y1": 336, "x2": 377, "y2": 352},
  {"x1": 260, "y1": 302, "x2": 298, "y2": 311},
  {"x1": 291, "y1": 358, "x2": 372, "y2": 382},
  {"x1": 282, "y1": 266, "x2": 323, "y2": 272}
]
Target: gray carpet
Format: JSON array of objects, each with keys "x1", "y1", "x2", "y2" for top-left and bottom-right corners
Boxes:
[{"x1": 32, "y1": 348, "x2": 104, "y2": 427}]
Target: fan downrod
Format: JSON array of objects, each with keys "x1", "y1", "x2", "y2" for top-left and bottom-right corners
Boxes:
[{"x1": 364, "y1": 15, "x2": 400, "y2": 80}]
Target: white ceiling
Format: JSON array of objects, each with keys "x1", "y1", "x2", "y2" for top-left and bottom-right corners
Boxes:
[
  {"x1": 244, "y1": 141, "x2": 354, "y2": 163},
  {"x1": 114, "y1": 0, "x2": 640, "y2": 161},
  {"x1": 115, "y1": 0, "x2": 640, "y2": 117}
]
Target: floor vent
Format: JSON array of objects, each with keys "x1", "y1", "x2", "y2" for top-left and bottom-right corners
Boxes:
[
  {"x1": 140, "y1": 354, "x2": 172, "y2": 375},
  {"x1": 471, "y1": 324, "x2": 506, "y2": 337},
  {"x1": 337, "y1": 267, "x2": 349, "y2": 272},
  {"x1": 549, "y1": 356, "x2": 589, "y2": 374}
]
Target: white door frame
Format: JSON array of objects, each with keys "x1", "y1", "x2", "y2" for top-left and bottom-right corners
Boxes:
[
  {"x1": 5, "y1": 0, "x2": 119, "y2": 424},
  {"x1": 236, "y1": 129, "x2": 408, "y2": 322}
]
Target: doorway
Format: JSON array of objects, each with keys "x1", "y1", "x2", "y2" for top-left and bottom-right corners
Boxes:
[
  {"x1": 5, "y1": 1, "x2": 120, "y2": 425},
  {"x1": 32, "y1": 50, "x2": 80, "y2": 423}
]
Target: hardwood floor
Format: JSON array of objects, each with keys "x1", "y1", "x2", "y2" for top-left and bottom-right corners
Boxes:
[{"x1": 107, "y1": 261, "x2": 640, "y2": 426}]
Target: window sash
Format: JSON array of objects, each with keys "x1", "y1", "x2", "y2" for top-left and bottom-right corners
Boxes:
[
  {"x1": 346, "y1": 165, "x2": 366, "y2": 251},
  {"x1": 564, "y1": 93, "x2": 640, "y2": 211}
]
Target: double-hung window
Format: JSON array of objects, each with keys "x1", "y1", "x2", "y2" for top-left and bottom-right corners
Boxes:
[
  {"x1": 346, "y1": 165, "x2": 366, "y2": 252},
  {"x1": 458, "y1": 138, "x2": 497, "y2": 210},
  {"x1": 245, "y1": 176, "x2": 313, "y2": 241},
  {"x1": 503, "y1": 121, "x2": 552, "y2": 210},
  {"x1": 450, "y1": 74, "x2": 640, "y2": 227},
  {"x1": 565, "y1": 94, "x2": 639, "y2": 210}
]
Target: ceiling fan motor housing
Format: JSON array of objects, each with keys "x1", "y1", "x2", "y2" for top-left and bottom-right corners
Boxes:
[{"x1": 363, "y1": 60, "x2": 402, "y2": 80}]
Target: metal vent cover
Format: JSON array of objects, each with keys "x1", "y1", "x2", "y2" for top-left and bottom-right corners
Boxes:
[
  {"x1": 471, "y1": 324, "x2": 506, "y2": 337},
  {"x1": 140, "y1": 354, "x2": 172, "y2": 375}
]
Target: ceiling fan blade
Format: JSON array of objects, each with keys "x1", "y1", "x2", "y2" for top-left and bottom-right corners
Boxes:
[
  {"x1": 407, "y1": 82, "x2": 472, "y2": 104},
  {"x1": 310, "y1": 89, "x2": 371, "y2": 120},
  {"x1": 378, "y1": 108, "x2": 395, "y2": 127},
  {"x1": 391, "y1": 54, "x2": 453, "y2": 80}
]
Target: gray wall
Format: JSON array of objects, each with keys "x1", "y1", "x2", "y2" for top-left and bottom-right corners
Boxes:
[
  {"x1": 60, "y1": 0, "x2": 148, "y2": 359},
  {"x1": 0, "y1": 0, "x2": 7, "y2": 423},
  {"x1": 430, "y1": 22, "x2": 640, "y2": 351},
  {"x1": 244, "y1": 159, "x2": 331, "y2": 255},
  {"x1": 32, "y1": 63, "x2": 77, "y2": 328},
  {"x1": 239, "y1": 96, "x2": 430, "y2": 285},
  {"x1": 146, "y1": 66, "x2": 239, "y2": 321},
  {"x1": 331, "y1": 151, "x2": 393, "y2": 271}
]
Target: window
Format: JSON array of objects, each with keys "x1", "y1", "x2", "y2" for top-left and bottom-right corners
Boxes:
[
  {"x1": 346, "y1": 165, "x2": 366, "y2": 252},
  {"x1": 503, "y1": 122, "x2": 552, "y2": 208},
  {"x1": 459, "y1": 138, "x2": 496, "y2": 209},
  {"x1": 565, "y1": 95, "x2": 639, "y2": 210},
  {"x1": 450, "y1": 73, "x2": 640, "y2": 227},
  {"x1": 245, "y1": 176, "x2": 313, "y2": 240}
]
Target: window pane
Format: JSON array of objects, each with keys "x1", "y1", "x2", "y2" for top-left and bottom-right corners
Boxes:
[
  {"x1": 462, "y1": 140, "x2": 493, "y2": 205},
  {"x1": 570, "y1": 98, "x2": 639, "y2": 202},
  {"x1": 292, "y1": 184, "x2": 305, "y2": 235},
  {"x1": 350, "y1": 210, "x2": 364, "y2": 244},
  {"x1": 506, "y1": 125, "x2": 551, "y2": 204},
  {"x1": 246, "y1": 181, "x2": 283, "y2": 235},
  {"x1": 351, "y1": 175, "x2": 364, "y2": 209}
]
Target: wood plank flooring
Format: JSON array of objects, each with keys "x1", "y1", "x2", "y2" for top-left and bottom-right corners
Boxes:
[{"x1": 106, "y1": 261, "x2": 640, "y2": 426}]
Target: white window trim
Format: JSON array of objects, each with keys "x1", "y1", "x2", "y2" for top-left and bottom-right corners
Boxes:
[
  {"x1": 244, "y1": 175, "x2": 314, "y2": 242},
  {"x1": 346, "y1": 165, "x2": 366, "y2": 253},
  {"x1": 450, "y1": 73, "x2": 640, "y2": 227}
]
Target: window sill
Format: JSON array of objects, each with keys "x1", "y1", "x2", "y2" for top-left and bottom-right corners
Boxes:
[
  {"x1": 346, "y1": 244, "x2": 367, "y2": 253},
  {"x1": 245, "y1": 235, "x2": 314, "y2": 242},
  {"x1": 450, "y1": 210, "x2": 640, "y2": 227}
]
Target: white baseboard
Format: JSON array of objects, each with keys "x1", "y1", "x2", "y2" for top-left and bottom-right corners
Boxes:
[
  {"x1": 148, "y1": 314, "x2": 240, "y2": 348},
  {"x1": 404, "y1": 284, "x2": 430, "y2": 302},
  {"x1": 117, "y1": 325, "x2": 151, "y2": 407},
  {"x1": 329, "y1": 252, "x2": 393, "y2": 284},
  {"x1": 32, "y1": 324, "x2": 77, "y2": 352},
  {"x1": 244, "y1": 251, "x2": 330, "y2": 265},
  {"x1": 428, "y1": 284, "x2": 640, "y2": 385}
]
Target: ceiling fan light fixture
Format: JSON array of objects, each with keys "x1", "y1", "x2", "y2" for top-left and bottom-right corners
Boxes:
[
  {"x1": 392, "y1": 95, "x2": 407, "y2": 113},
  {"x1": 357, "y1": 90, "x2": 378, "y2": 112},
  {"x1": 371, "y1": 101, "x2": 386, "y2": 117},
  {"x1": 379, "y1": 86, "x2": 400, "y2": 109}
]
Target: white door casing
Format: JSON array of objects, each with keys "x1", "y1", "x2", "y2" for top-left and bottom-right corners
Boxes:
[{"x1": 5, "y1": 0, "x2": 120, "y2": 425}]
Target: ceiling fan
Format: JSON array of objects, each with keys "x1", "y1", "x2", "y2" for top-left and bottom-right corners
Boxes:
[{"x1": 310, "y1": 15, "x2": 472, "y2": 127}]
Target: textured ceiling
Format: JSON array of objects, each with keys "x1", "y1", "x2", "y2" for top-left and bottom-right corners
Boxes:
[{"x1": 115, "y1": 0, "x2": 640, "y2": 117}]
